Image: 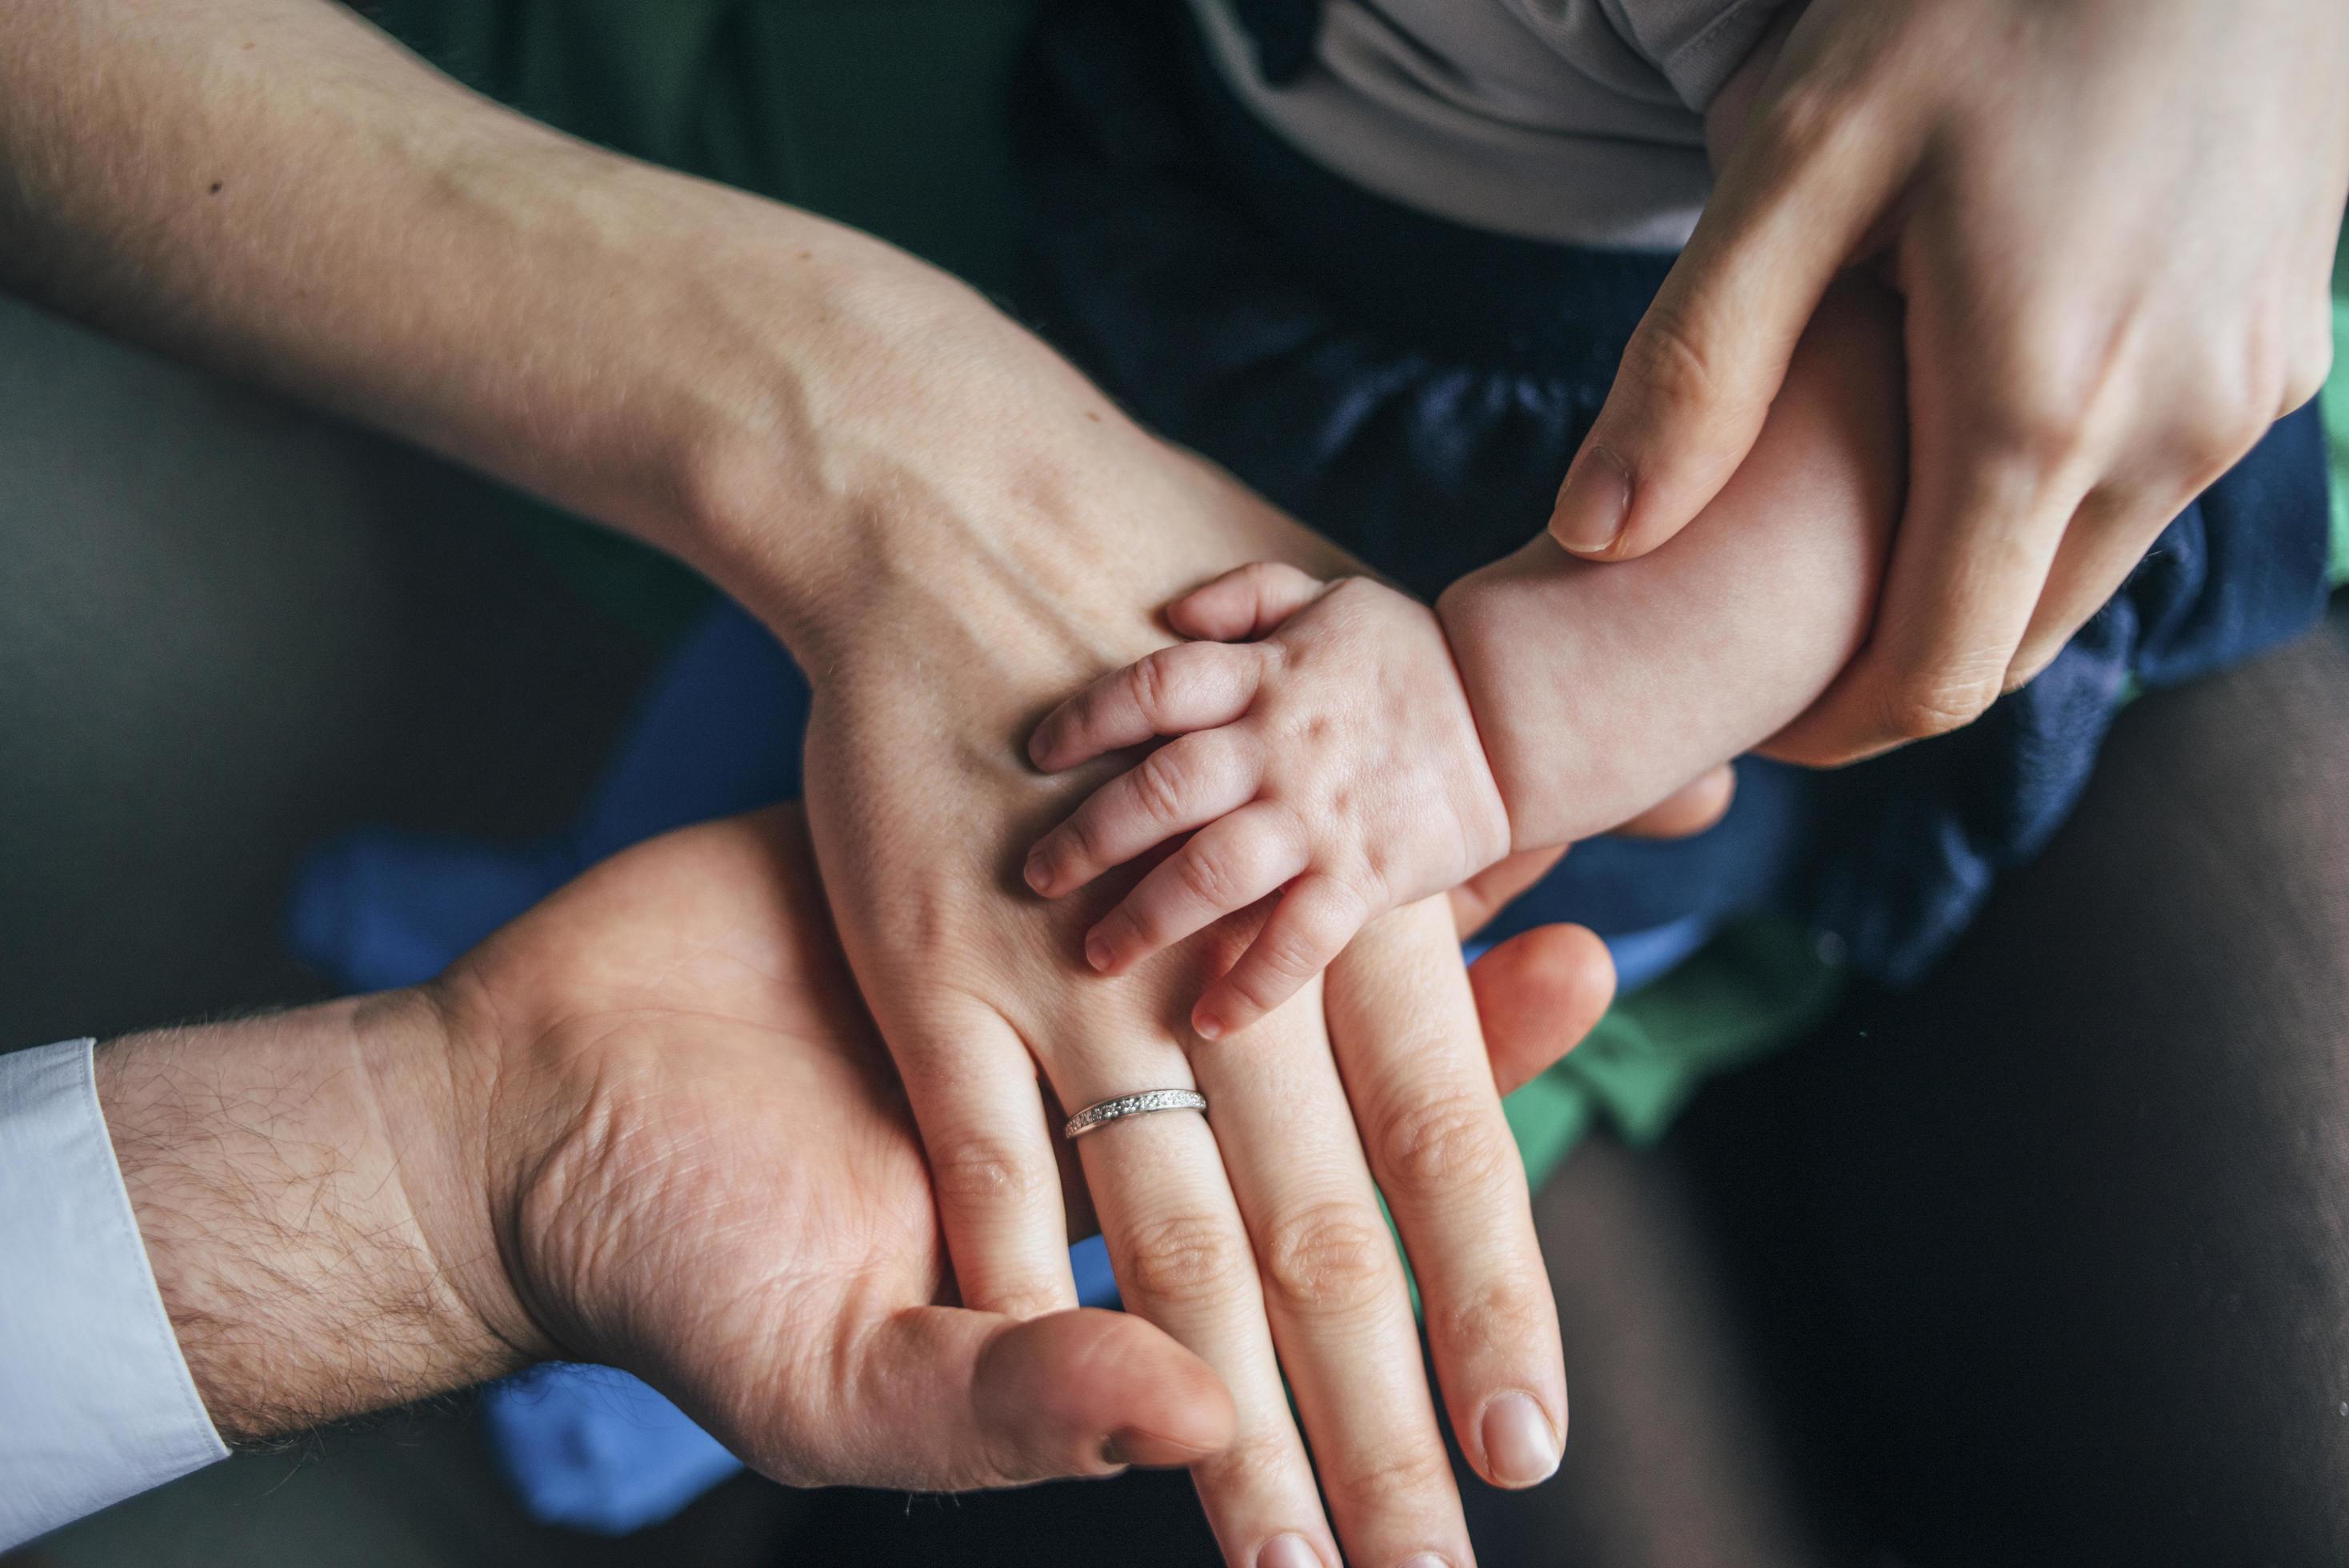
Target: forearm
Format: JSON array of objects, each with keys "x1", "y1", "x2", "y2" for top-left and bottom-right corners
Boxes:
[
  {"x1": 1439, "y1": 279, "x2": 1903, "y2": 846},
  {"x1": 95, "y1": 992, "x2": 537, "y2": 1442},
  {"x1": 0, "y1": 0, "x2": 1060, "y2": 642}
]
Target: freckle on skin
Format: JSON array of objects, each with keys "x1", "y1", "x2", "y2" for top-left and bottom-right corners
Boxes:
[{"x1": 209, "y1": 182, "x2": 223, "y2": 195}]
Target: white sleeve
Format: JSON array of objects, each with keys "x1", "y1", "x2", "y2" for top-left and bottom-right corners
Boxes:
[{"x1": 0, "y1": 1040, "x2": 228, "y2": 1549}]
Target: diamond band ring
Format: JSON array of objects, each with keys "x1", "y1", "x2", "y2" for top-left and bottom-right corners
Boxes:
[{"x1": 1062, "y1": 1089, "x2": 1209, "y2": 1139}]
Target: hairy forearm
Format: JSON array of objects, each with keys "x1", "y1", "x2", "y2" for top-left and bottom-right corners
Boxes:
[
  {"x1": 0, "y1": 0, "x2": 1058, "y2": 642},
  {"x1": 95, "y1": 992, "x2": 536, "y2": 1442},
  {"x1": 1439, "y1": 280, "x2": 1903, "y2": 846}
]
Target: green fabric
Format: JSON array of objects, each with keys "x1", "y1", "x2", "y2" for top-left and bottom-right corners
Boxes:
[{"x1": 1506, "y1": 921, "x2": 1843, "y2": 1185}]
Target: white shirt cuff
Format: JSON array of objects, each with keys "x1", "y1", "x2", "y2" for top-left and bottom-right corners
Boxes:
[{"x1": 0, "y1": 1039, "x2": 229, "y2": 1548}]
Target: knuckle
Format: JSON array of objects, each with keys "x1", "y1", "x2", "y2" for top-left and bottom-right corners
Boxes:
[
  {"x1": 1259, "y1": 1198, "x2": 1396, "y2": 1321},
  {"x1": 1322, "y1": 1434, "x2": 1455, "y2": 1516},
  {"x1": 1623, "y1": 298, "x2": 1729, "y2": 418},
  {"x1": 928, "y1": 1136, "x2": 1053, "y2": 1211},
  {"x1": 1375, "y1": 1089, "x2": 1515, "y2": 1200},
  {"x1": 1427, "y1": 1274, "x2": 1554, "y2": 1366},
  {"x1": 1195, "y1": 1429, "x2": 1297, "y2": 1497},
  {"x1": 1131, "y1": 746, "x2": 1197, "y2": 824},
  {"x1": 1883, "y1": 663, "x2": 2004, "y2": 741},
  {"x1": 1118, "y1": 1210, "x2": 1253, "y2": 1312},
  {"x1": 1174, "y1": 842, "x2": 1247, "y2": 910},
  {"x1": 1127, "y1": 647, "x2": 1182, "y2": 718}
]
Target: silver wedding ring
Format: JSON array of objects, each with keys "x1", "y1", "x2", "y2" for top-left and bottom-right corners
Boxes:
[{"x1": 1062, "y1": 1088, "x2": 1208, "y2": 1139}]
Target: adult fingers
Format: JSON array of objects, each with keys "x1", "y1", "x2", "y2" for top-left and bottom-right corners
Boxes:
[
  {"x1": 1085, "y1": 803, "x2": 1306, "y2": 974},
  {"x1": 1191, "y1": 994, "x2": 1476, "y2": 1567},
  {"x1": 1470, "y1": 922, "x2": 1617, "y2": 1098},
  {"x1": 895, "y1": 1009, "x2": 1081, "y2": 1321},
  {"x1": 1169, "y1": 562, "x2": 1328, "y2": 642},
  {"x1": 1449, "y1": 846, "x2": 1570, "y2": 940},
  {"x1": 1030, "y1": 642, "x2": 1266, "y2": 772},
  {"x1": 820, "y1": 1304, "x2": 1235, "y2": 1491},
  {"x1": 2005, "y1": 482, "x2": 2187, "y2": 687},
  {"x1": 1763, "y1": 437, "x2": 2083, "y2": 768},
  {"x1": 1549, "y1": 83, "x2": 1901, "y2": 561},
  {"x1": 1328, "y1": 898, "x2": 1567, "y2": 1494},
  {"x1": 1026, "y1": 730, "x2": 1261, "y2": 898},
  {"x1": 1074, "y1": 1070, "x2": 1343, "y2": 1568}
]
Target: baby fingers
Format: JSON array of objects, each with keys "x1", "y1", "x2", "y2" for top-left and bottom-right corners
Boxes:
[
  {"x1": 1025, "y1": 731, "x2": 1261, "y2": 898},
  {"x1": 1082, "y1": 803, "x2": 1306, "y2": 977},
  {"x1": 1028, "y1": 642, "x2": 1265, "y2": 773},
  {"x1": 1192, "y1": 875, "x2": 1367, "y2": 1041},
  {"x1": 1166, "y1": 561, "x2": 1328, "y2": 642}
]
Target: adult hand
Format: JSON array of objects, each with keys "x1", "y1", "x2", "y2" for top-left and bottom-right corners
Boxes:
[
  {"x1": 771, "y1": 325, "x2": 1629, "y2": 1562},
  {"x1": 1547, "y1": 0, "x2": 2348, "y2": 763},
  {"x1": 110, "y1": 806, "x2": 1621, "y2": 1492}
]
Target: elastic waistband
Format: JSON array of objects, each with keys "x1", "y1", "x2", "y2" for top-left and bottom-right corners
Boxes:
[{"x1": 1178, "y1": 8, "x2": 1676, "y2": 374}]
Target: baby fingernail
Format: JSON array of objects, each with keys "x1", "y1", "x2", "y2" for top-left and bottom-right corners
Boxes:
[
  {"x1": 1551, "y1": 445, "x2": 1629, "y2": 554},
  {"x1": 1194, "y1": 1010, "x2": 1226, "y2": 1041},
  {"x1": 1023, "y1": 852, "x2": 1050, "y2": 894},
  {"x1": 1084, "y1": 934, "x2": 1114, "y2": 971},
  {"x1": 1481, "y1": 1390, "x2": 1561, "y2": 1487}
]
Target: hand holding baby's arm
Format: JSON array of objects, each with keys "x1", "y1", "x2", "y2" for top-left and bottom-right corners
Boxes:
[{"x1": 1024, "y1": 563, "x2": 1512, "y2": 1039}]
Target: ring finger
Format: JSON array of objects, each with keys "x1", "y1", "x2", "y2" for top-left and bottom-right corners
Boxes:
[{"x1": 1067, "y1": 1044, "x2": 1342, "y2": 1568}]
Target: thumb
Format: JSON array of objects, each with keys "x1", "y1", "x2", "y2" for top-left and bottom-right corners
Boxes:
[
  {"x1": 1551, "y1": 108, "x2": 1892, "y2": 562},
  {"x1": 826, "y1": 1305, "x2": 1236, "y2": 1491}
]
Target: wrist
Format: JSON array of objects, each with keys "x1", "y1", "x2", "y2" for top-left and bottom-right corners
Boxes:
[
  {"x1": 1436, "y1": 546, "x2": 1603, "y2": 850},
  {"x1": 99, "y1": 993, "x2": 534, "y2": 1443}
]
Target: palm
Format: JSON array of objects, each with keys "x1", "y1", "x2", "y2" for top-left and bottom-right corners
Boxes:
[{"x1": 441, "y1": 806, "x2": 1228, "y2": 1491}]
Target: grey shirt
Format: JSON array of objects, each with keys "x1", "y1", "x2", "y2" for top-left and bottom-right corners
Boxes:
[{"x1": 1192, "y1": 0, "x2": 1789, "y2": 250}]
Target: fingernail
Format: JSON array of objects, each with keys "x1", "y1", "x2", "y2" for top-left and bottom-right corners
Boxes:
[
  {"x1": 1399, "y1": 1556, "x2": 1454, "y2": 1568},
  {"x1": 1257, "y1": 1534, "x2": 1323, "y2": 1568},
  {"x1": 1084, "y1": 934, "x2": 1114, "y2": 972},
  {"x1": 1481, "y1": 1390, "x2": 1561, "y2": 1487},
  {"x1": 1552, "y1": 444, "x2": 1630, "y2": 554},
  {"x1": 1023, "y1": 852, "x2": 1051, "y2": 894},
  {"x1": 1193, "y1": 1009, "x2": 1225, "y2": 1041}
]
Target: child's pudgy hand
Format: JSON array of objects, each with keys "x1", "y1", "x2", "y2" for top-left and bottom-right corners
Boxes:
[{"x1": 1025, "y1": 562, "x2": 1512, "y2": 1039}]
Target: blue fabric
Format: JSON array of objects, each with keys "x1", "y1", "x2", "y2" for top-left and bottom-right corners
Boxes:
[{"x1": 1010, "y1": 0, "x2": 2335, "y2": 983}]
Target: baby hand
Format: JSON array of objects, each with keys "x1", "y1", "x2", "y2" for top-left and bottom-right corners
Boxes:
[{"x1": 1025, "y1": 562, "x2": 1512, "y2": 1039}]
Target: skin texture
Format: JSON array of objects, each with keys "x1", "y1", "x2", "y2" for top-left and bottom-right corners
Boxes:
[
  {"x1": 1026, "y1": 281, "x2": 1903, "y2": 1038},
  {"x1": 0, "y1": 6, "x2": 1671, "y2": 1558},
  {"x1": 1551, "y1": 0, "x2": 2347, "y2": 765},
  {"x1": 98, "y1": 808, "x2": 1627, "y2": 1492}
]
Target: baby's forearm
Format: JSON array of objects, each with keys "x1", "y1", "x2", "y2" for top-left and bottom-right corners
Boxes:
[{"x1": 1437, "y1": 278, "x2": 1904, "y2": 849}]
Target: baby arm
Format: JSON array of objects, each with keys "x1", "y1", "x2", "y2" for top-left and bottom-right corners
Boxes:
[
  {"x1": 1025, "y1": 277, "x2": 1903, "y2": 1038},
  {"x1": 1439, "y1": 275, "x2": 1903, "y2": 849}
]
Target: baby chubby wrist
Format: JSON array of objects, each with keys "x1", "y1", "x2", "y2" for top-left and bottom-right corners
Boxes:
[{"x1": 1435, "y1": 562, "x2": 1578, "y2": 852}]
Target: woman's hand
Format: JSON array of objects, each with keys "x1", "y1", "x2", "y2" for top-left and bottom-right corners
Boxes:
[
  {"x1": 1547, "y1": 0, "x2": 2347, "y2": 764},
  {"x1": 773, "y1": 347, "x2": 1589, "y2": 1562}
]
